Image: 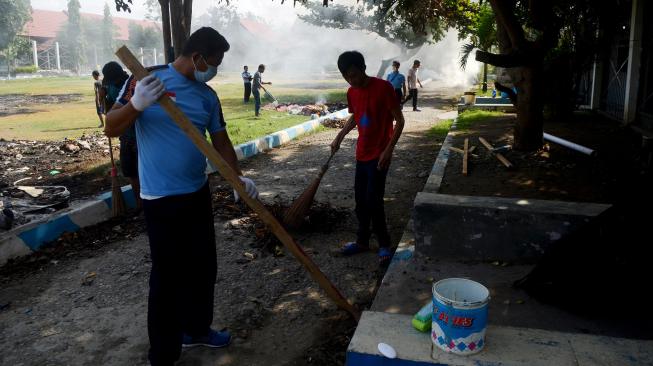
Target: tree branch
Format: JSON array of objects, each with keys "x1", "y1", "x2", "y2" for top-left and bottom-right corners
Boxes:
[
  {"x1": 475, "y1": 49, "x2": 525, "y2": 68},
  {"x1": 488, "y1": 0, "x2": 525, "y2": 50}
]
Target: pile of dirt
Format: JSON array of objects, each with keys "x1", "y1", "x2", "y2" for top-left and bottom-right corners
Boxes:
[
  {"x1": 210, "y1": 183, "x2": 350, "y2": 256},
  {"x1": 0, "y1": 94, "x2": 83, "y2": 117}
]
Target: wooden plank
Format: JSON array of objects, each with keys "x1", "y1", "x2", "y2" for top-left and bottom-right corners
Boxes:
[
  {"x1": 479, "y1": 137, "x2": 514, "y2": 169},
  {"x1": 462, "y1": 138, "x2": 469, "y2": 176},
  {"x1": 448, "y1": 146, "x2": 464, "y2": 154},
  {"x1": 115, "y1": 46, "x2": 360, "y2": 321},
  {"x1": 469, "y1": 146, "x2": 476, "y2": 154}
]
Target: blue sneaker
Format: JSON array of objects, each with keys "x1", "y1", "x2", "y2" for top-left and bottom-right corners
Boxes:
[{"x1": 182, "y1": 328, "x2": 232, "y2": 348}]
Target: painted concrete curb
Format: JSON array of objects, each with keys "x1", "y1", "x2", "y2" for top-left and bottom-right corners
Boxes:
[
  {"x1": 206, "y1": 108, "x2": 350, "y2": 173},
  {"x1": 0, "y1": 109, "x2": 351, "y2": 266},
  {"x1": 0, "y1": 185, "x2": 137, "y2": 266},
  {"x1": 347, "y1": 312, "x2": 653, "y2": 366}
]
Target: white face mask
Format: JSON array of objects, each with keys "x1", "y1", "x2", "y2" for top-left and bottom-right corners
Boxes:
[{"x1": 193, "y1": 55, "x2": 217, "y2": 83}]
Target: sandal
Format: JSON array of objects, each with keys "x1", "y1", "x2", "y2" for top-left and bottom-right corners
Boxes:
[
  {"x1": 340, "y1": 242, "x2": 370, "y2": 256},
  {"x1": 378, "y1": 247, "x2": 392, "y2": 266}
]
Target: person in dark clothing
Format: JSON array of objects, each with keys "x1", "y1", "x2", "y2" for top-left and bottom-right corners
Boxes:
[
  {"x1": 102, "y1": 61, "x2": 141, "y2": 210},
  {"x1": 241, "y1": 65, "x2": 252, "y2": 102}
]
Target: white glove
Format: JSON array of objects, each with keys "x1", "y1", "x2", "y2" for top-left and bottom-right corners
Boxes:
[
  {"x1": 234, "y1": 176, "x2": 258, "y2": 202},
  {"x1": 130, "y1": 75, "x2": 165, "y2": 111}
]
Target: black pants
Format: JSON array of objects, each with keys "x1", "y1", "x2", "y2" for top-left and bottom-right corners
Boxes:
[
  {"x1": 244, "y1": 82, "x2": 251, "y2": 102},
  {"x1": 404, "y1": 88, "x2": 418, "y2": 109},
  {"x1": 394, "y1": 88, "x2": 403, "y2": 106},
  {"x1": 355, "y1": 159, "x2": 390, "y2": 248},
  {"x1": 143, "y1": 183, "x2": 216, "y2": 366}
]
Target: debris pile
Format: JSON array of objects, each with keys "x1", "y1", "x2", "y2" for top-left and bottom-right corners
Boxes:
[
  {"x1": 322, "y1": 117, "x2": 349, "y2": 129},
  {"x1": 1, "y1": 133, "x2": 116, "y2": 230},
  {"x1": 262, "y1": 102, "x2": 348, "y2": 117},
  {"x1": 210, "y1": 184, "x2": 349, "y2": 256}
]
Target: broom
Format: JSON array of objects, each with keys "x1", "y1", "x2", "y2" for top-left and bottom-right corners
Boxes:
[
  {"x1": 108, "y1": 137, "x2": 126, "y2": 217},
  {"x1": 283, "y1": 150, "x2": 336, "y2": 228}
]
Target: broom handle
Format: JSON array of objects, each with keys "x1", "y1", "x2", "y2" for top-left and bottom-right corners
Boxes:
[
  {"x1": 115, "y1": 46, "x2": 360, "y2": 321},
  {"x1": 108, "y1": 137, "x2": 116, "y2": 167}
]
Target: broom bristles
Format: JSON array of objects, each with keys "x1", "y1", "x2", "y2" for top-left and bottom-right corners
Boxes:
[
  {"x1": 111, "y1": 167, "x2": 127, "y2": 217},
  {"x1": 283, "y1": 177, "x2": 322, "y2": 228}
]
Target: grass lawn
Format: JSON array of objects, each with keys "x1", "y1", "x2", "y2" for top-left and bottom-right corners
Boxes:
[
  {"x1": 0, "y1": 76, "x2": 346, "y2": 143},
  {"x1": 455, "y1": 110, "x2": 506, "y2": 130}
]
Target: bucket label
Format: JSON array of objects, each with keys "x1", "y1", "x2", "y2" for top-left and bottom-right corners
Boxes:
[{"x1": 431, "y1": 295, "x2": 488, "y2": 354}]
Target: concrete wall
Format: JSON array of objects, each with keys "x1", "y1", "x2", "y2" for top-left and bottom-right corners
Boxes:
[{"x1": 412, "y1": 192, "x2": 611, "y2": 261}]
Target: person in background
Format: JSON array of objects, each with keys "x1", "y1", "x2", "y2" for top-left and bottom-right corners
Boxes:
[
  {"x1": 403, "y1": 60, "x2": 423, "y2": 112},
  {"x1": 252, "y1": 64, "x2": 272, "y2": 117},
  {"x1": 92, "y1": 70, "x2": 105, "y2": 128},
  {"x1": 386, "y1": 61, "x2": 407, "y2": 108},
  {"x1": 331, "y1": 51, "x2": 405, "y2": 267},
  {"x1": 241, "y1": 65, "x2": 252, "y2": 103},
  {"x1": 105, "y1": 27, "x2": 258, "y2": 366},
  {"x1": 102, "y1": 61, "x2": 141, "y2": 211}
]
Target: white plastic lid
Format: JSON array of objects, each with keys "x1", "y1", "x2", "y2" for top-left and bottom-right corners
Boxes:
[{"x1": 378, "y1": 342, "x2": 397, "y2": 359}]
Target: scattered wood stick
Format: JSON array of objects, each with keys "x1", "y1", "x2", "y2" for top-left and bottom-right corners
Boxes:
[
  {"x1": 463, "y1": 138, "x2": 469, "y2": 176},
  {"x1": 479, "y1": 137, "x2": 514, "y2": 169},
  {"x1": 448, "y1": 146, "x2": 479, "y2": 158}
]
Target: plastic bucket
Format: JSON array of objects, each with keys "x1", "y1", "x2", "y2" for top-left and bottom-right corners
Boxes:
[
  {"x1": 431, "y1": 278, "x2": 489, "y2": 355},
  {"x1": 463, "y1": 94, "x2": 476, "y2": 105}
]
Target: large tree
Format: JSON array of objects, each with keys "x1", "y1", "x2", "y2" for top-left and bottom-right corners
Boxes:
[
  {"x1": 57, "y1": 0, "x2": 86, "y2": 73},
  {"x1": 115, "y1": 0, "x2": 191, "y2": 63},
  {"x1": 100, "y1": 3, "x2": 116, "y2": 63},
  {"x1": 0, "y1": 0, "x2": 31, "y2": 51},
  {"x1": 299, "y1": 0, "x2": 477, "y2": 77},
  {"x1": 0, "y1": 0, "x2": 31, "y2": 75}
]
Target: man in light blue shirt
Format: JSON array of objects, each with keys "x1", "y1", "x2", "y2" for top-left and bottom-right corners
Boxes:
[
  {"x1": 386, "y1": 60, "x2": 407, "y2": 108},
  {"x1": 105, "y1": 27, "x2": 258, "y2": 366}
]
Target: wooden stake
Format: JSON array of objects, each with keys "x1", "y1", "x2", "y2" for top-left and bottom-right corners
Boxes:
[
  {"x1": 463, "y1": 138, "x2": 469, "y2": 176},
  {"x1": 479, "y1": 137, "x2": 514, "y2": 169},
  {"x1": 115, "y1": 46, "x2": 360, "y2": 321}
]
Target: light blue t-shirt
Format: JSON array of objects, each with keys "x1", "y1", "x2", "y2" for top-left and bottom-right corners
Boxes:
[
  {"x1": 386, "y1": 71, "x2": 406, "y2": 90},
  {"x1": 117, "y1": 64, "x2": 225, "y2": 197}
]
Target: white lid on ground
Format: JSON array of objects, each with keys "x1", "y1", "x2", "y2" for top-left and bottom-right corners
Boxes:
[{"x1": 378, "y1": 342, "x2": 397, "y2": 359}]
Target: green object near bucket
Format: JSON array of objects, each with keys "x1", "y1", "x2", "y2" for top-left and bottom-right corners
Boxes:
[
  {"x1": 412, "y1": 301, "x2": 432, "y2": 332},
  {"x1": 49, "y1": 170, "x2": 61, "y2": 175}
]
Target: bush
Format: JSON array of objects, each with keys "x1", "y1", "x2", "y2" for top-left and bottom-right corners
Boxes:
[{"x1": 14, "y1": 65, "x2": 38, "y2": 74}]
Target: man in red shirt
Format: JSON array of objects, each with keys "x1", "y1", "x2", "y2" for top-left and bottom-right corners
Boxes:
[{"x1": 331, "y1": 51, "x2": 405, "y2": 266}]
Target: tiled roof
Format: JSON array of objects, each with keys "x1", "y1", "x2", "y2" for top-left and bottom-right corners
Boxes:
[{"x1": 20, "y1": 9, "x2": 158, "y2": 41}]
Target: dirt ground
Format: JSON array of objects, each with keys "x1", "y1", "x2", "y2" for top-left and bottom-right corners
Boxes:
[
  {"x1": 439, "y1": 112, "x2": 647, "y2": 203},
  {"x1": 0, "y1": 85, "x2": 459, "y2": 365},
  {"x1": 0, "y1": 94, "x2": 83, "y2": 117}
]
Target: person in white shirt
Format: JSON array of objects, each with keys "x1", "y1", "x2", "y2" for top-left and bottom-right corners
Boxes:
[
  {"x1": 403, "y1": 60, "x2": 423, "y2": 112},
  {"x1": 241, "y1": 65, "x2": 252, "y2": 103}
]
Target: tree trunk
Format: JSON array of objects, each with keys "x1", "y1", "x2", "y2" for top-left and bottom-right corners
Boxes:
[
  {"x1": 159, "y1": 0, "x2": 172, "y2": 63},
  {"x1": 513, "y1": 66, "x2": 543, "y2": 151},
  {"x1": 482, "y1": 63, "x2": 488, "y2": 92},
  {"x1": 169, "y1": 0, "x2": 185, "y2": 58}
]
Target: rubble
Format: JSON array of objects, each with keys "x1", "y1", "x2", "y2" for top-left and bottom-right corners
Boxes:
[
  {"x1": 0, "y1": 133, "x2": 116, "y2": 231},
  {"x1": 262, "y1": 102, "x2": 348, "y2": 117}
]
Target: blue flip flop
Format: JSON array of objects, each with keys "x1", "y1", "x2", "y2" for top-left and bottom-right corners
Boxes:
[
  {"x1": 341, "y1": 242, "x2": 370, "y2": 256},
  {"x1": 378, "y1": 247, "x2": 392, "y2": 266}
]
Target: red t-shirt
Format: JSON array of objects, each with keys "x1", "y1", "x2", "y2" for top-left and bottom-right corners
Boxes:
[{"x1": 347, "y1": 77, "x2": 399, "y2": 162}]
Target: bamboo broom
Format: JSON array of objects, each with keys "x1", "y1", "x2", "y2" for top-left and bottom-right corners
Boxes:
[{"x1": 283, "y1": 151, "x2": 336, "y2": 228}]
